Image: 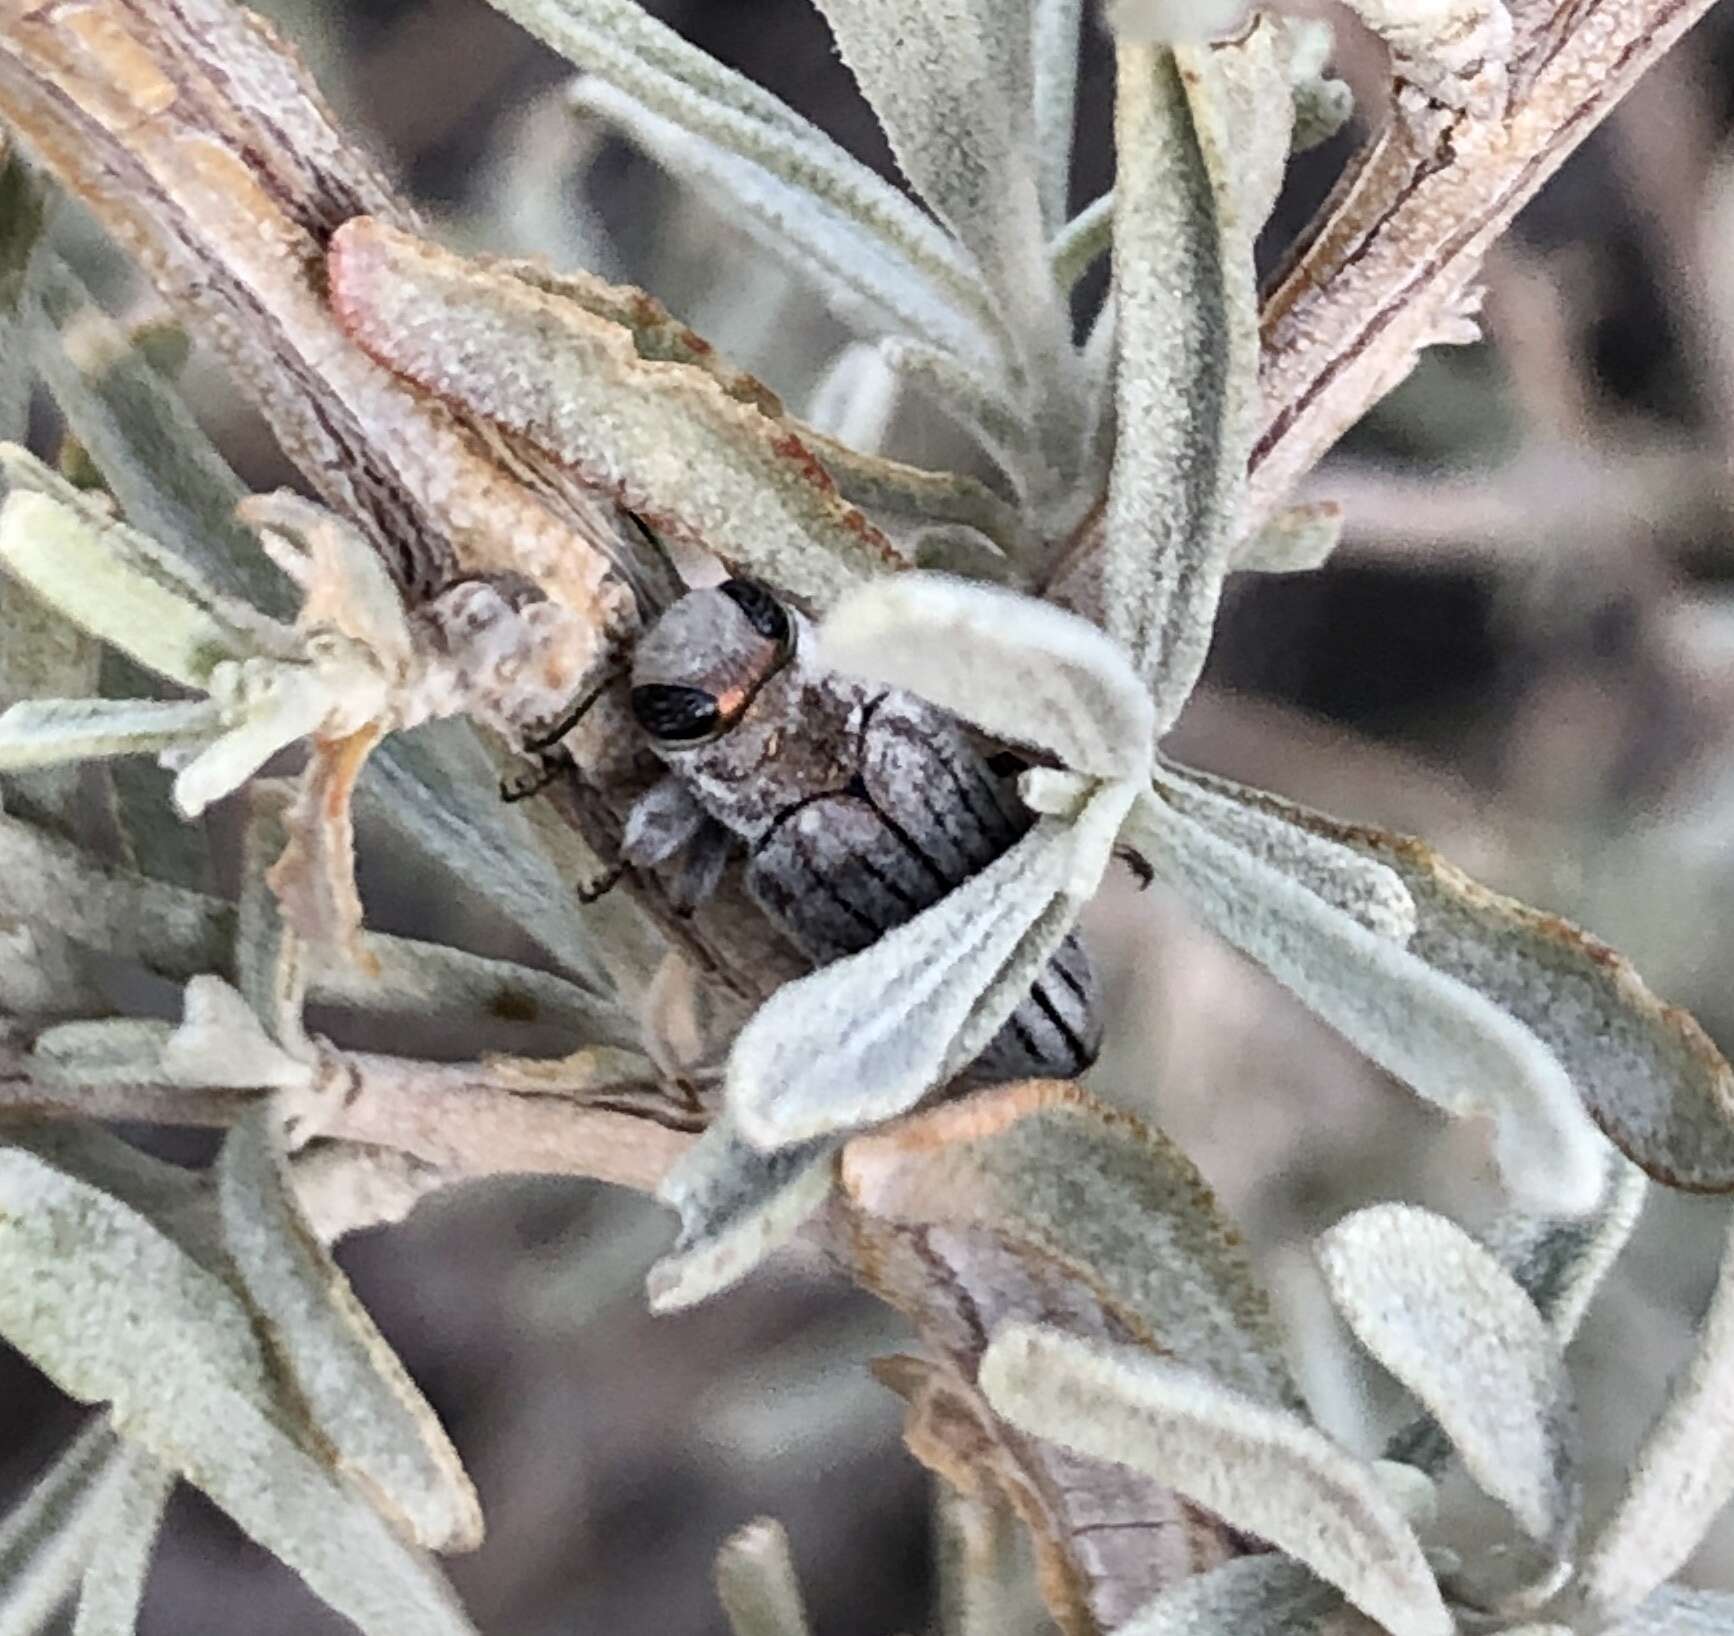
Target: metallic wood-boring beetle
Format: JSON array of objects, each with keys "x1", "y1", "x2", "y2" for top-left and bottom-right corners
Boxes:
[{"x1": 621, "y1": 578, "x2": 1102, "y2": 1084}]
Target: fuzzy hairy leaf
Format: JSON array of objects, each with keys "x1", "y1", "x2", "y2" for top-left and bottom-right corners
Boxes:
[
  {"x1": 841, "y1": 1081, "x2": 1296, "y2": 1406},
  {"x1": 714, "y1": 1518, "x2": 813, "y2": 1636},
  {"x1": 0, "y1": 488, "x2": 270, "y2": 692},
  {"x1": 328, "y1": 217, "x2": 902, "y2": 608},
  {"x1": 217, "y1": 1110, "x2": 483, "y2": 1551},
  {"x1": 647, "y1": 1117, "x2": 836, "y2": 1310},
  {"x1": 1116, "y1": 1555, "x2": 1347, "y2": 1636},
  {"x1": 1153, "y1": 768, "x2": 1415, "y2": 940},
  {"x1": 571, "y1": 78, "x2": 1006, "y2": 369},
  {"x1": 1034, "y1": 0, "x2": 1085, "y2": 233},
  {"x1": 1231, "y1": 501, "x2": 1344, "y2": 574},
  {"x1": 1578, "y1": 1206, "x2": 1734, "y2": 1622},
  {"x1": 1100, "y1": 29, "x2": 1285, "y2": 724},
  {"x1": 730, "y1": 781, "x2": 1131, "y2": 1150},
  {"x1": 70, "y1": 1443, "x2": 173, "y2": 1636},
  {"x1": 1606, "y1": 1586, "x2": 1734, "y2": 1633},
  {"x1": 1126, "y1": 789, "x2": 1605, "y2": 1215},
  {"x1": 1212, "y1": 782, "x2": 1734, "y2": 1192},
  {"x1": 27, "y1": 256, "x2": 291, "y2": 617},
  {"x1": 0, "y1": 1145, "x2": 479, "y2": 1636},
  {"x1": 0, "y1": 1419, "x2": 120, "y2": 1636},
  {"x1": 1318, "y1": 1205, "x2": 1580, "y2": 1553},
  {"x1": 487, "y1": 0, "x2": 1002, "y2": 341},
  {"x1": 819, "y1": 575, "x2": 1154, "y2": 781},
  {"x1": 0, "y1": 697, "x2": 221, "y2": 770},
  {"x1": 980, "y1": 1324, "x2": 1453, "y2": 1636}
]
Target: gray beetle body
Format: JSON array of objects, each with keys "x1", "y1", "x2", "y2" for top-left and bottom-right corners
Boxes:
[{"x1": 622, "y1": 579, "x2": 1101, "y2": 1083}]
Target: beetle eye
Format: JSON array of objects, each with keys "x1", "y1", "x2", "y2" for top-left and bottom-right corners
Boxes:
[
  {"x1": 630, "y1": 683, "x2": 722, "y2": 744},
  {"x1": 719, "y1": 578, "x2": 792, "y2": 646}
]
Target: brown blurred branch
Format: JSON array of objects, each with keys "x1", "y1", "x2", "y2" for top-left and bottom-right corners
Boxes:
[{"x1": 1251, "y1": 0, "x2": 1723, "y2": 519}]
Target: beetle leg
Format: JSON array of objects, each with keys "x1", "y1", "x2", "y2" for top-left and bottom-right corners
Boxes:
[{"x1": 622, "y1": 773, "x2": 710, "y2": 868}]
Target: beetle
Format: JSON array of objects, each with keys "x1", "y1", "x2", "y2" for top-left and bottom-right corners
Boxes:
[{"x1": 620, "y1": 577, "x2": 1101, "y2": 1084}]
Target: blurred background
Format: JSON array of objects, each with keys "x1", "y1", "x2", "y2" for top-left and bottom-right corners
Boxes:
[{"x1": 8, "y1": 0, "x2": 1734, "y2": 1629}]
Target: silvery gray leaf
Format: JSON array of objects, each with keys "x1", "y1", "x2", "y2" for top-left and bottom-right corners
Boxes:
[
  {"x1": 1102, "y1": 31, "x2": 1285, "y2": 725},
  {"x1": 28, "y1": 255, "x2": 293, "y2": 616},
  {"x1": 0, "y1": 697, "x2": 220, "y2": 771},
  {"x1": 216, "y1": 1109, "x2": 483, "y2": 1551},
  {"x1": 819, "y1": 574, "x2": 1154, "y2": 781},
  {"x1": 1317, "y1": 1204, "x2": 1580, "y2": 1553},
  {"x1": 647, "y1": 1115, "x2": 835, "y2": 1311},
  {"x1": 979, "y1": 1323, "x2": 1453, "y2": 1636},
  {"x1": 1153, "y1": 767, "x2": 1416, "y2": 941},
  {"x1": 328, "y1": 216, "x2": 905, "y2": 610},
  {"x1": 874, "y1": 336, "x2": 1036, "y2": 501},
  {"x1": 714, "y1": 1517, "x2": 813, "y2": 1636},
  {"x1": 0, "y1": 142, "x2": 44, "y2": 445},
  {"x1": 1049, "y1": 189, "x2": 1114, "y2": 294},
  {"x1": 1125, "y1": 789, "x2": 1605, "y2": 1215},
  {"x1": 1115, "y1": 1554, "x2": 1347, "y2": 1636},
  {"x1": 570, "y1": 78, "x2": 1003, "y2": 369},
  {"x1": 1033, "y1": 0, "x2": 1085, "y2": 233},
  {"x1": 0, "y1": 487, "x2": 268, "y2": 693},
  {"x1": 840, "y1": 1081, "x2": 1298, "y2": 1407},
  {"x1": 0, "y1": 448, "x2": 296, "y2": 674},
  {"x1": 70, "y1": 1443, "x2": 173, "y2": 1636},
  {"x1": 1576, "y1": 1204, "x2": 1734, "y2": 1624},
  {"x1": 729, "y1": 783, "x2": 1128, "y2": 1150},
  {"x1": 1171, "y1": 780, "x2": 1734, "y2": 1191},
  {"x1": 934, "y1": 1485, "x2": 1049, "y2": 1636},
  {"x1": 490, "y1": 0, "x2": 1006, "y2": 352},
  {"x1": 0, "y1": 1418, "x2": 120, "y2": 1636},
  {"x1": 360, "y1": 722, "x2": 618, "y2": 997},
  {"x1": 1606, "y1": 1586, "x2": 1734, "y2": 1634},
  {"x1": 0, "y1": 1145, "x2": 479, "y2": 1636},
  {"x1": 809, "y1": 0, "x2": 1070, "y2": 413},
  {"x1": 1231, "y1": 501, "x2": 1344, "y2": 574}
]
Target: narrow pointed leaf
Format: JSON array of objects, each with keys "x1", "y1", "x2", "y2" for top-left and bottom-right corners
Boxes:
[
  {"x1": 841, "y1": 1081, "x2": 1297, "y2": 1405},
  {"x1": 0, "y1": 1420, "x2": 120, "y2": 1636},
  {"x1": 1231, "y1": 501, "x2": 1344, "y2": 574},
  {"x1": 217, "y1": 1110, "x2": 483, "y2": 1551},
  {"x1": 1607, "y1": 1586, "x2": 1734, "y2": 1634},
  {"x1": 820, "y1": 575, "x2": 1154, "y2": 780},
  {"x1": 71, "y1": 1444, "x2": 173, "y2": 1636},
  {"x1": 1117, "y1": 1555, "x2": 1346, "y2": 1636},
  {"x1": 1101, "y1": 31, "x2": 1286, "y2": 725},
  {"x1": 1154, "y1": 767, "x2": 1415, "y2": 940},
  {"x1": 1210, "y1": 781, "x2": 1734, "y2": 1192},
  {"x1": 486, "y1": 0, "x2": 998, "y2": 328},
  {"x1": 811, "y1": 0, "x2": 1060, "y2": 377},
  {"x1": 647, "y1": 1117, "x2": 836, "y2": 1311},
  {"x1": 1579, "y1": 1206, "x2": 1734, "y2": 1622},
  {"x1": 730, "y1": 784, "x2": 1128, "y2": 1150},
  {"x1": 572, "y1": 79, "x2": 1005, "y2": 369},
  {"x1": 1034, "y1": 0, "x2": 1085, "y2": 233},
  {"x1": 714, "y1": 1518, "x2": 813, "y2": 1636},
  {"x1": 1050, "y1": 191, "x2": 1115, "y2": 294},
  {"x1": 980, "y1": 1324, "x2": 1453, "y2": 1636},
  {"x1": 1318, "y1": 1205, "x2": 1579, "y2": 1552},
  {"x1": 0, "y1": 1146, "x2": 479, "y2": 1636},
  {"x1": 329, "y1": 217, "x2": 902, "y2": 609},
  {"x1": 0, "y1": 697, "x2": 220, "y2": 769},
  {"x1": 28, "y1": 255, "x2": 291, "y2": 616},
  {"x1": 0, "y1": 489, "x2": 264, "y2": 691},
  {"x1": 1126, "y1": 790, "x2": 1605, "y2": 1215}
]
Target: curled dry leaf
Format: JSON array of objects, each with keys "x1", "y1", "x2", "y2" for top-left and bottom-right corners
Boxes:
[
  {"x1": 979, "y1": 1323, "x2": 1454, "y2": 1636},
  {"x1": 840, "y1": 1083, "x2": 1254, "y2": 1636},
  {"x1": 326, "y1": 216, "x2": 903, "y2": 610},
  {"x1": 216, "y1": 1109, "x2": 483, "y2": 1552},
  {"x1": 1317, "y1": 1204, "x2": 1580, "y2": 1554}
]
